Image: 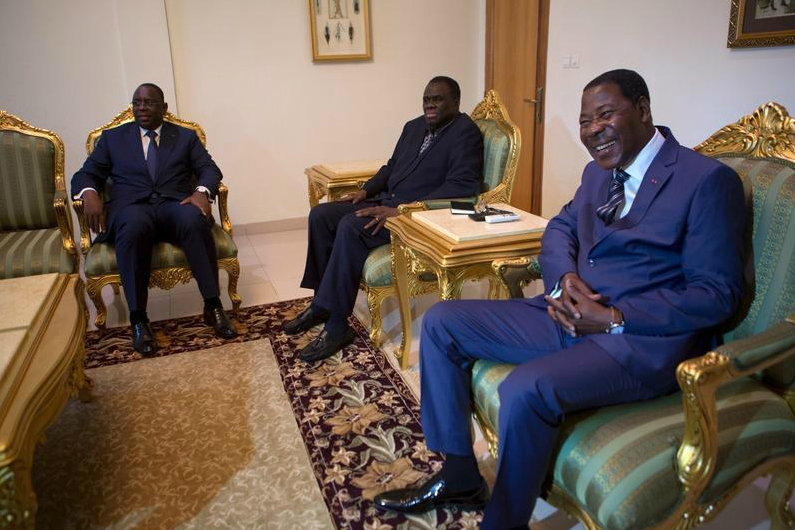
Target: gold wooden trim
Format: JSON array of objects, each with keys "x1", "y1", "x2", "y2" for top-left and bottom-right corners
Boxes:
[
  {"x1": 85, "y1": 106, "x2": 207, "y2": 154},
  {"x1": 471, "y1": 89, "x2": 522, "y2": 204},
  {"x1": 0, "y1": 110, "x2": 78, "y2": 265},
  {"x1": 695, "y1": 102, "x2": 795, "y2": 163},
  {"x1": 727, "y1": 0, "x2": 795, "y2": 48}
]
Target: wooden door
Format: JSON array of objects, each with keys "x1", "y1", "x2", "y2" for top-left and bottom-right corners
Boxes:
[{"x1": 485, "y1": 0, "x2": 549, "y2": 214}]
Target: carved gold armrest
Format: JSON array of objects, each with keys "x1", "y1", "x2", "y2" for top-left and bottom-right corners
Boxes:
[
  {"x1": 217, "y1": 183, "x2": 232, "y2": 236},
  {"x1": 676, "y1": 317, "x2": 795, "y2": 498},
  {"x1": 53, "y1": 190, "x2": 77, "y2": 256},
  {"x1": 396, "y1": 202, "x2": 428, "y2": 215},
  {"x1": 491, "y1": 256, "x2": 541, "y2": 299},
  {"x1": 71, "y1": 197, "x2": 92, "y2": 255}
]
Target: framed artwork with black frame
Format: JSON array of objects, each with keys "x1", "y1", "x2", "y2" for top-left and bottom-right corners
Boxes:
[
  {"x1": 728, "y1": 0, "x2": 795, "y2": 47},
  {"x1": 308, "y1": 0, "x2": 372, "y2": 61}
]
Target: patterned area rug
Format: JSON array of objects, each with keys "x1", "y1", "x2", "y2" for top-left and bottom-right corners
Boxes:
[{"x1": 35, "y1": 299, "x2": 482, "y2": 529}]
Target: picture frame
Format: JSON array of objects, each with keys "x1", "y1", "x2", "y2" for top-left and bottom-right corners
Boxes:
[
  {"x1": 728, "y1": 0, "x2": 795, "y2": 47},
  {"x1": 308, "y1": 0, "x2": 372, "y2": 62}
]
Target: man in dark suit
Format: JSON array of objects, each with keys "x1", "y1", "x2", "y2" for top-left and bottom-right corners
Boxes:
[
  {"x1": 283, "y1": 76, "x2": 483, "y2": 362},
  {"x1": 72, "y1": 83, "x2": 237, "y2": 355},
  {"x1": 373, "y1": 70, "x2": 747, "y2": 529}
]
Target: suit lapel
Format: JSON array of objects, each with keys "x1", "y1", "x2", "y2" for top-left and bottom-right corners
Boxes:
[
  {"x1": 390, "y1": 115, "x2": 460, "y2": 190},
  {"x1": 154, "y1": 122, "x2": 178, "y2": 182},
  {"x1": 593, "y1": 129, "x2": 680, "y2": 244},
  {"x1": 126, "y1": 123, "x2": 147, "y2": 173}
]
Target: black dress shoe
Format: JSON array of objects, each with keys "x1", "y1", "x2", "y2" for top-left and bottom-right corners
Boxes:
[
  {"x1": 283, "y1": 306, "x2": 330, "y2": 335},
  {"x1": 299, "y1": 327, "x2": 355, "y2": 362},
  {"x1": 203, "y1": 307, "x2": 238, "y2": 339},
  {"x1": 373, "y1": 472, "x2": 489, "y2": 513},
  {"x1": 132, "y1": 321, "x2": 157, "y2": 356}
]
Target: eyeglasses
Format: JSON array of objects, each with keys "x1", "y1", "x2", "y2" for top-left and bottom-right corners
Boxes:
[{"x1": 131, "y1": 99, "x2": 163, "y2": 109}]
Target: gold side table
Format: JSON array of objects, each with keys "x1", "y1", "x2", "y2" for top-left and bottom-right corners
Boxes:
[
  {"x1": 305, "y1": 159, "x2": 386, "y2": 207},
  {"x1": 0, "y1": 273, "x2": 88, "y2": 529},
  {"x1": 385, "y1": 204, "x2": 547, "y2": 368}
]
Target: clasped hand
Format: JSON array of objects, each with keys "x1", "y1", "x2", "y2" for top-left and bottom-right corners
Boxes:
[
  {"x1": 544, "y1": 273, "x2": 613, "y2": 337},
  {"x1": 340, "y1": 190, "x2": 397, "y2": 235}
]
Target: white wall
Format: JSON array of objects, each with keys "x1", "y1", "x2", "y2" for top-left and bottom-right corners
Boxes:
[
  {"x1": 0, "y1": 0, "x2": 175, "y2": 187},
  {"x1": 542, "y1": 0, "x2": 795, "y2": 218},
  {"x1": 164, "y1": 0, "x2": 485, "y2": 225}
]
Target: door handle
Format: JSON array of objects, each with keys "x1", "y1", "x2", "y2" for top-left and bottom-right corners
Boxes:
[{"x1": 523, "y1": 87, "x2": 544, "y2": 123}]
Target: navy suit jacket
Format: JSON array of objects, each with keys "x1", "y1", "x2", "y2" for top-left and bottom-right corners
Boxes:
[
  {"x1": 362, "y1": 113, "x2": 483, "y2": 206},
  {"x1": 533, "y1": 127, "x2": 746, "y2": 393},
  {"x1": 71, "y1": 121, "x2": 222, "y2": 238}
]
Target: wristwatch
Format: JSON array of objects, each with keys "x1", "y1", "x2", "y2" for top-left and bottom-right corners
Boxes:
[
  {"x1": 605, "y1": 306, "x2": 625, "y2": 334},
  {"x1": 195, "y1": 185, "x2": 213, "y2": 203}
]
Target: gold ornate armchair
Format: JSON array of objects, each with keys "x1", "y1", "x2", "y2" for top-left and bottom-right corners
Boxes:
[
  {"x1": 361, "y1": 90, "x2": 521, "y2": 348},
  {"x1": 471, "y1": 102, "x2": 795, "y2": 529},
  {"x1": 73, "y1": 107, "x2": 241, "y2": 328},
  {"x1": 0, "y1": 110, "x2": 78, "y2": 279}
]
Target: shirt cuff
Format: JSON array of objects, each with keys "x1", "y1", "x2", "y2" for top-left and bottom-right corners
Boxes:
[
  {"x1": 74, "y1": 187, "x2": 97, "y2": 200},
  {"x1": 195, "y1": 185, "x2": 213, "y2": 203}
]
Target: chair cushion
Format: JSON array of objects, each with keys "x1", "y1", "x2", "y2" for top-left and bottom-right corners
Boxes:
[
  {"x1": 0, "y1": 228, "x2": 75, "y2": 278},
  {"x1": 84, "y1": 224, "x2": 237, "y2": 276},
  {"x1": 717, "y1": 156, "x2": 795, "y2": 388},
  {"x1": 475, "y1": 118, "x2": 510, "y2": 193},
  {"x1": 0, "y1": 131, "x2": 57, "y2": 231},
  {"x1": 363, "y1": 244, "x2": 393, "y2": 287},
  {"x1": 472, "y1": 360, "x2": 795, "y2": 530}
]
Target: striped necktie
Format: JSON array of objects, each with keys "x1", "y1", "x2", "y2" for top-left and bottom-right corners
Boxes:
[
  {"x1": 596, "y1": 169, "x2": 630, "y2": 224},
  {"x1": 145, "y1": 130, "x2": 158, "y2": 180}
]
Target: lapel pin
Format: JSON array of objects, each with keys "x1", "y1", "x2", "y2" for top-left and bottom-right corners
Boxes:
[{"x1": 650, "y1": 177, "x2": 658, "y2": 184}]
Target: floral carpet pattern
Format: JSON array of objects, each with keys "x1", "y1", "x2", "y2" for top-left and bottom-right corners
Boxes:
[{"x1": 82, "y1": 299, "x2": 482, "y2": 529}]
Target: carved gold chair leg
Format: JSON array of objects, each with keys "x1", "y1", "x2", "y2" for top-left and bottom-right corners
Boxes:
[
  {"x1": 219, "y1": 257, "x2": 242, "y2": 316},
  {"x1": 366, "y1": 287, "x2": 384, "y2": 348},
  {"x1": 766, "y1": 460, "x2": 795, "y2": 530},
  {"x1": 111, "y1": 284, "x2": 120, "y2": 295},
  {"x1": 86, "y1": 276, "x2": 119, "y2": 329}
]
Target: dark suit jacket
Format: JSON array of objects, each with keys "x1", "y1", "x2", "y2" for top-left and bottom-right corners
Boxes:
[
  {"x1": 533, "y1": 127, "x2": 746, "y2": 393},
  {"x1": 71, "y1": 121, "x2": 222, "y2": 238},
  {"x1": 362, "y1": 113, "x2": 483, "y2": 206}
]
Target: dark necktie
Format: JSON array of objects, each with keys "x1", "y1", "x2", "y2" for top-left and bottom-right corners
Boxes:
[
  {"x1": 145, "y1": 130, "x2": 158, "y2": 180},
  {"x1": 596, "y1": 169, "x2": 630, "y2": 224}
]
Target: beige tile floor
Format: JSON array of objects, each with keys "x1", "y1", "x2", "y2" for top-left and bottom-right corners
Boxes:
[{"x1": 86, "y1": 227, "x2": 789, "y2": 530}]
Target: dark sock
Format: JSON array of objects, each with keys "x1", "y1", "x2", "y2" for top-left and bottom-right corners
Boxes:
[
  {"x1": 204, "y1": 297, "x2": 222, "y2": 311},
  {"x1": 309, "y1": 303, "x2": 330, "y2": 319},
  {"x1": 130, "y1": 310, "x2": 148, "y2": 326},
  {"x1": 323, "y1": 314, "x2": 348, "y2": 335},
  {"x1": 440, "y1": 453, "x2": 482, "y2": 491}
]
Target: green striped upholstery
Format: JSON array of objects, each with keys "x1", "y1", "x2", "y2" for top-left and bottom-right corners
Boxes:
[
  {"x1": 0, "y1": 228, "x2": 75, "y2": 278},
  {"x1": 363, "y1": 245, "x2": 392, "y2": 287},
  {"x1": 716, "y1": 157, "x2": 795, "y2": 388},
  {"x1": 84, "y1": 224, "x2": 237, "y2": 276},
  {"x1": 475, "y1": 118, "x2": 510, "y2": 193},
  {"x1": 473, "y1": 362, "x2": 795, "y2": 529},
  {"x1": 0, "y1": 130, "x2": 57, "y2": 231}
]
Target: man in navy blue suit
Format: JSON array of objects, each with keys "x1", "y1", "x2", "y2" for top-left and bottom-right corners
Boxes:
[
  {"x1": 283, "y1": 76, "x2": 483, "y2": 362},
  {"x1": 373, "y1": 70, "x2": 747, "y2": 529},
  {"x1": 72, "y1": 83, "x2": 237, "y2": 355}
]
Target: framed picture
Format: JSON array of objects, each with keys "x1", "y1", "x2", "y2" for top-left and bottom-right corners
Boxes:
[
  {"x1": 308, "y1": 0, "x2": 372, "y2": 61},
  {"x1": 728, "y1": 0, "x2": 795, "y2": 47}
]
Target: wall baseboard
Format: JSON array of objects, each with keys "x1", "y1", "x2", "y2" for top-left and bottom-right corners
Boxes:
[{"x1": 235, "y1": 217, "x2": 307, "y2": 235}]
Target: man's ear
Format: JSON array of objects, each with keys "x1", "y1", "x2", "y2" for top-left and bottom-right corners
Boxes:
[
  {"x1": 637, "y1": 96, "x2": 651, "y2": 124},
  {"x1": 163, "y1": 102, "x2": 169, "y2": 114}
]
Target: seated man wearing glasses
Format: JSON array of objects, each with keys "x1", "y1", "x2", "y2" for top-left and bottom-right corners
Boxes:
[{"x1": 72, "y1": 83, "x2": 237, "y2": 355}]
